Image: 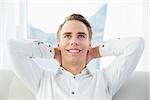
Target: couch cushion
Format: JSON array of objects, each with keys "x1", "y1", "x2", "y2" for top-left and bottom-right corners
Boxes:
[
  {"x1": 112, "y1": 71, "x2": 148, "y2": 100},
  {"x1": 8, "y1": 75, "x2": 36, "y2": 100},
  {"x1": 0, "y1": 70, "x2": 14, "y2": 100}
]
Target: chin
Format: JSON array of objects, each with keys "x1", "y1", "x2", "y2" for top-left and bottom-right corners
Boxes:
[
  {"x1": 71, "y1": 58, "x2": 85, "y2": 64},
  {"x1": 69, "y1": 59, "x2": 79, "y2": 63},
  {"x1": 67, "y1": 58, "x2": 80, "y2": 64}
]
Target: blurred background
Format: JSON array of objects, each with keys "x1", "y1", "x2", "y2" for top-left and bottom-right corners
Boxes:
[{"x1": 0, "y1": 0, "x2": 149, "y2": 73}]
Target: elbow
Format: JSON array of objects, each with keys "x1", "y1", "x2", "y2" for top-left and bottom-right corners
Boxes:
[
  {"x1": 129, "y1": 37, "x2": 145, "y2": 56},
  {"x1": 135, "y1": 37, "x2": 145, "y2": 53},
  {"x1": 7, "y1": 39, "x2": 20, "y2": 55},
  {"x1": 7, "y1": 39, "x2": 16, "y2": 52},
  {"x1": 7, "y1": 40, "x2": 14, "y2": 52},
  {"x1": 124, "y1": 37, "x2": 145, "y2": 56}
]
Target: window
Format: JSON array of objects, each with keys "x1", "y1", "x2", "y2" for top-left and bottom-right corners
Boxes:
[{"x1": 27, "y1": 0, "x2": 108, "y2": 71}]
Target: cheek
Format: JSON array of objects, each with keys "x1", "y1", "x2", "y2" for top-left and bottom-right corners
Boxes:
[
  {"x1": 81, "y1": 41, "x2": 91, "y2": 50},
  {"x1": 58, "y1": 41, "x2": 68, "y2": 49}
]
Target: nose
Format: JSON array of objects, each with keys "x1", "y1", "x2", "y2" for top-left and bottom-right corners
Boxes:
[
  {"x1": 70, "y1": 37, "x2": 79, "y2": 46},
  {"x1": 71, "y1": 42, "x2": 78, "y2": 46}
]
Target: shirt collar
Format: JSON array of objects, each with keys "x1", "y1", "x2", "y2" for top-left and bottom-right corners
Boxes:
[{"x1": 56, "y1": 66, "x2": 92, "y2": 78}]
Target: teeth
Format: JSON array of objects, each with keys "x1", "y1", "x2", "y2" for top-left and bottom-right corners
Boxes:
[{"x1": 69, "y1": 50, "x2": 80, "y2": 53}]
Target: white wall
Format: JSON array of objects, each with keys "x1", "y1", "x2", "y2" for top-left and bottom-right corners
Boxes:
[{"x1": 103, "y1": 0, "x2": 148, "y2": 71}]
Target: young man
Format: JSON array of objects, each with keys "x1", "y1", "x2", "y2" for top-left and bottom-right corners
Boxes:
[{"x1": 8, "y1": 14, "x2": 144, "y2": 100}]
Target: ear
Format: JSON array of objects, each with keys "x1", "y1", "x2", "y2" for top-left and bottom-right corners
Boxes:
[
  {"x1": 57, "y1": 43, "x2": 61, "y2": 50},
  {"x1": 89, "y1": 42, "x2": 91, "y2": 47},
  {"x1": 88, "y1": 42, "x2": 91, "y2": 50}
]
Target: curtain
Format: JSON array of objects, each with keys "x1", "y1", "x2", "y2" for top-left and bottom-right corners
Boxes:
[{"x1": 0, "y1": 0, "x2": 27, "y2": 69}]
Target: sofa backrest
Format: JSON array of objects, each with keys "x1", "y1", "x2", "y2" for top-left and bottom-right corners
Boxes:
[
  {"x1": 0, "y1": 70, "x2": 14, "y2": 100},
  {"x1": 112, "y1": 71, "x2": 149, "y2": 100},
  {"x1": 0, "y1": 70, "x2": 35, "y2": 100},
  {"x1": 8, "y1": 75, "x2": 36, "y2": 100},
  {"x1": 0, "y1": 70, "x2": 149, "y2": 100}
]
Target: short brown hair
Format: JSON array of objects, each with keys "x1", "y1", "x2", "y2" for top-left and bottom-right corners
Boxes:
[{"x1": 57, "y1": 14, "x2": 92, "y2": 41}]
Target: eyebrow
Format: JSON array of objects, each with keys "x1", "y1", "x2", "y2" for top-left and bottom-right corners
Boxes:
[
  {"x1": 78, "y1": 32, "x2": 87, "y2": 36},
  {"x1": 63, "y1": 32, "x2": 72, "y2": 36},
  {"x1": 62, "y1": 32, "x2": 87, "y2": 36}
]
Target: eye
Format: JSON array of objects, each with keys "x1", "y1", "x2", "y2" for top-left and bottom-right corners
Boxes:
[
  {"x1": 78, "y1": 35, "x2": 86, "y2": 39},
  {"x1": 64, "y1": 35, "x2": 71, "y2": 38}
]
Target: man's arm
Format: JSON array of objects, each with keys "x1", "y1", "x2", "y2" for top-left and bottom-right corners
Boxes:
[
  {"x1": 7, "y1": 39, "x2": 54, "y2": 95},
  {"x1": 98, "y1": 37, "x2": 144, "y2": 97}
]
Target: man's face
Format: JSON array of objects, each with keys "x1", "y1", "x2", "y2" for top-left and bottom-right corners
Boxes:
[{"x1": 58, "y1": 20, "x2": 91, "y2": 66}]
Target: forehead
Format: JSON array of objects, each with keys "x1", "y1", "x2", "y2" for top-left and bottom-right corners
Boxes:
[{"x1": 60, "y1": 20, "x2": 89, "y2": 36}]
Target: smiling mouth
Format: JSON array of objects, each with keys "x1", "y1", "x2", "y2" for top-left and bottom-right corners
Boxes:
[{"x1": 67, "y1": 49, "x2": 82, "y2": 53}]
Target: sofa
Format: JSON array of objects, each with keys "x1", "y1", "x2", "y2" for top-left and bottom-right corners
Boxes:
[
  {"x1": 0, "y1": 70, "x2": 35, "y2": 100},
  {"x1": 0, "y1": 70, "x2": 149, "y2": 100}
]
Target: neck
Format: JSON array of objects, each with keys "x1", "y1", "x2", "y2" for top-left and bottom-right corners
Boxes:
[{"x1": 61, "y1": 62, "x2": 86, "y2": 75}]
